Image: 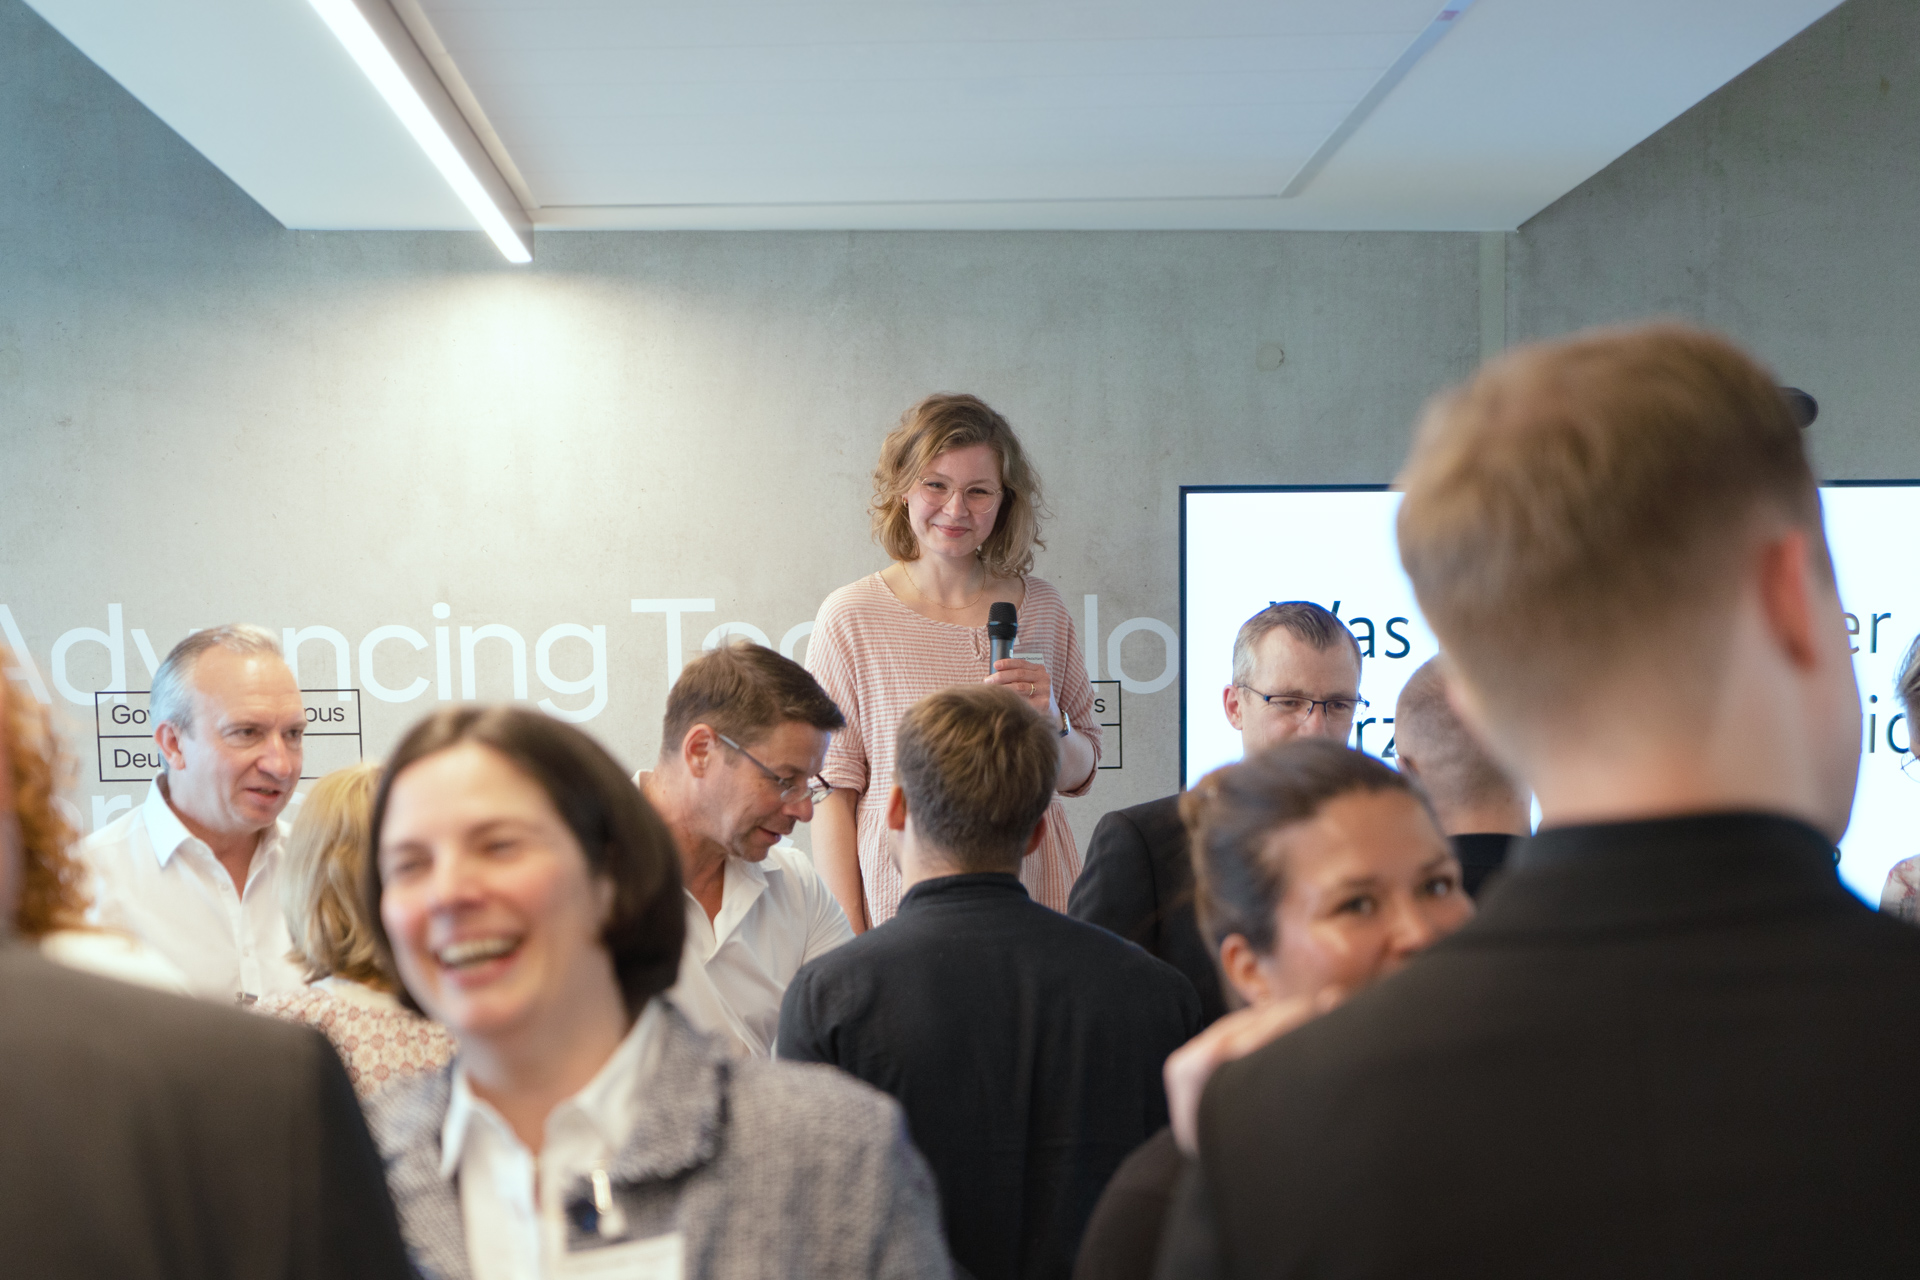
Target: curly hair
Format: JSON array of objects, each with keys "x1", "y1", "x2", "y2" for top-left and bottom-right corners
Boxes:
[
  {"x1": 3, "y1": 649, "x2": 89, "y2": 939},
  {"x1": 869, "y1": 393, "x2": 1049, "y2": 579}
]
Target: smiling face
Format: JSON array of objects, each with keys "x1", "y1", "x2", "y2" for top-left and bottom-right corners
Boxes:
[
  {"x1": 697, "y1": 721, "x2": 831, "y2": 862},
  {"x1": 1253, "y1": 788, "x2": 1472, "y2": 1003},
  {"x1": 158, "y1": 648, "x2": 306, "y2": 839},
  {"x1": 376, "y1": 741, "x2": 623, "y2": 1050},
  {"x1": 905, "y1": 442, "x2": 1005, "y2": 564}
]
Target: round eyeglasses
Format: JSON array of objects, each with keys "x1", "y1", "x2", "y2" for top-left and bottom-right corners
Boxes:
[{"x1": 914, "y1": 477, "x2": 1003, "y2": 512}]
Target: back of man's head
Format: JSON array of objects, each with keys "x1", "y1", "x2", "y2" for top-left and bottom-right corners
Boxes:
[
  {"x1": 1394, "y1": 657, "x2": 1520, "y2": 828},
  {"x1": 1398, "y1": 323, "x2": 1822, "y2": 744},
  {"x1": 895, "y1": 684, "x2": 1059, "y2": 874},
  {"x1": 660, "y1": 639, "x2": 845, "y2": 760}
]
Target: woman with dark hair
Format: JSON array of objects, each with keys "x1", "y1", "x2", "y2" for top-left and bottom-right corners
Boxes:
[
  {"x1": 808, "y1": 393, "x2": 1101, "y2": 930},
  {"x1": 1073, "y1": 739, "x2": 1474, "y2": 1280},
  {"x1": 362, "y1": 706, "x2": 952, "y2": 1280},
  {"x1": 1879, "y1": 634, "x2": 1920, "y2": 924}
]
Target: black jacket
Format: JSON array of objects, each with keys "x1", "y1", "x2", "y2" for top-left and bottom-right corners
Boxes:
[
  {"x1": 1161, "y1": 813, "x2": 1920, "y2": 1279},
  {"x1": 780, "y1": 872, "x2": 1201, "y2": 1280},
  {"x1": 0, "y1": 946, "x2": 412, "y2": 1279},
  {"x1": 1068, "y1": 795, "x2": 1227, "y2": 1026}
]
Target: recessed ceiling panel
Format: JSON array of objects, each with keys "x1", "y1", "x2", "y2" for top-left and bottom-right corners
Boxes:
[{"x1": 421, "y1": 0, "x2": 1442, "y2": 207}]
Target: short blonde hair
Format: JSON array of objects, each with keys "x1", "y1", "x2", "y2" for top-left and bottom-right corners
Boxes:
[
  {"x1": 895, "y1": 684, "x2": 1059, "y2": 871},
  {"x1": 280, "y1": 760, "x2": 387, "y2": 988},
  {"x1": 1396, "y1": 322, "x2": 1820, "y2": 727},
  {"x1": 870, "y1": 393, "x2": 1049, "y2": 578}
]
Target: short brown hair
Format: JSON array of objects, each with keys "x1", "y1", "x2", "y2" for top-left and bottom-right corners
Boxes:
[
  {"x1": 1182, "y1": 740, "x2": 1418, "y2": 955},
  {"x1": 2, "y1": 650, "x2": 87, "y2": 939},
  {"x1": 366, "y1": 707, "x2": 685, "y2": 1016},
  {"x1": 1232, "y1": 601, "x2": 1361, "y2": 686},
  {"x1": 870, "y1": 393, "x2": 1049, "y2": 579},
  {"x1": 895, "y1": 684, "x2": 1058, "y2": 872},
  {"x1": 280, "y1": 761, "x2": 387, "y2": 987},
  {"x1": 1393, "y1": 657, "x2": 1517, "y2": 811},
  {"x1": 1397, "y1": 323, "x2": 1821, "y2": 726},
  {"x1": 660, "y1": 641, "x2": 844, "y2": 760}
]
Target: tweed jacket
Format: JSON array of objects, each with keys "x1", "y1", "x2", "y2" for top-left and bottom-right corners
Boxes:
[{"x1": 367, "y1": 1001, "x2": 954, "y2": 1280}]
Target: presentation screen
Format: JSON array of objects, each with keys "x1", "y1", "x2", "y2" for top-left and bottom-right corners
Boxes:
[{"x1": 1182, "y1": 484, "x2": 1920, "y2": 906}]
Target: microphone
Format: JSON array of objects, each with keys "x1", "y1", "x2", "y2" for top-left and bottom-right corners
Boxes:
[{"x1": 987, "y1": 602, "x2": 1019, "y2": 673}]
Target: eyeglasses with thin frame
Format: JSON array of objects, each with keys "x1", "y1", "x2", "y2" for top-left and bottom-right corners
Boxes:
[
  {"x1": 914, "y1": 477, "x2": 1003, "y2": 512},
  {"x1": 1236, "y1": 685, "x2": 1369, "y2": 722},
  {"x1": 1902, "y1": 753, "x2": 1920, "y2": 783},
  {"x1": 715, "y1": 732, "x2": 833, "y2": 805}
]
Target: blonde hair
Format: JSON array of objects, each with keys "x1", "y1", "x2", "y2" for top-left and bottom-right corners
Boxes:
[
  {"x1": 895, "y1": 684, "x2": 1059, "y2": 871},
  {"x1": 870, "y1": 393, "x2": 1049, "y2": 578},
  {"x1": 2, "y1": 650, "x2": 88, "y2": 939},
  {"x1": 280, "y1": 760, "x2": 387, "y2": 987},
  {"x1": 1396, "y1": 322, "x2": 1820, "y2": 728}
]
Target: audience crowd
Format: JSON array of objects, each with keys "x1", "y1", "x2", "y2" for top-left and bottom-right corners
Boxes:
[{"x1": 5, "y1": 321, "x2": 1920, "y2": 1278}]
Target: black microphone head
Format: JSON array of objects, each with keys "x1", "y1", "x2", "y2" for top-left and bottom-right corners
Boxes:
[{"x1": 987, "y1": 601, "x2": 1019, "y2": 639}]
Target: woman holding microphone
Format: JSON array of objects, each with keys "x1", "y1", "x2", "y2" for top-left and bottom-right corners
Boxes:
[{"x1": 808, "y1": 394, "x2": 1101, "y2": 930}]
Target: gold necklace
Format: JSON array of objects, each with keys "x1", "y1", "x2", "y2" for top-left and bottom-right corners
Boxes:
[{"x1": 900, "y1": 562, "x2": 987, "y2": 612}]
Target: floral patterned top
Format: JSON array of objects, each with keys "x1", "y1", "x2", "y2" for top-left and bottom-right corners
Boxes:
[
  {"x1": 1880, "y1": 855, "x2": 1920, "y2": 926},
  {"x1": 256, "y1": 978, "x2": 456, "y2": 1099}
]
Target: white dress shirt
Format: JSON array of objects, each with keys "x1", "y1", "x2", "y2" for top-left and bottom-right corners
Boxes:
[
  {"x1": 670, "y1": 843, "x2": 854, "y2": 1058},
  {"x1": 77, "y1": 779, "x2": 305, "y2": 1002},
  {"x1": 443, "y1": 1000, "x2": 667, "y2": 1280},
  {"x1": 39, "y1": 927, "x2": 192, "y2": 994}
]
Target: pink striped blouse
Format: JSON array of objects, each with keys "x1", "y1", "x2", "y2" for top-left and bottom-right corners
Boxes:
[{"x1": 807, "y1": 573, "x2": 1103, "y2": 925}]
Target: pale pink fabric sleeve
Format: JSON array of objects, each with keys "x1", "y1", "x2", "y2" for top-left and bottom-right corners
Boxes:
[
  {"x1": 807, "y1": 587, "x2": 871, "y2": 797},
  {"x1": 1029, "y1": 579, "x2": 1103, "y2": 797}
]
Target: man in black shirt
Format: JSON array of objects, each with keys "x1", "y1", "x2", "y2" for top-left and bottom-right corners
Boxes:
[
  {"x1": 1393, "y1": 655, "x2": 1530, "y2": 895},
  {"x1": 1069, "y1": 601, "x2": 1362, "y2": 1024},
  {"x1": 781, "y1": 684, "x2": 1199, "y2": 1280},
  {"x1": 1160, "y1": 325, "x2": 1920, "y2": 1278}
]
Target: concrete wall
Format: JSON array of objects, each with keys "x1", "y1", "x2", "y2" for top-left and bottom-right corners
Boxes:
[
  {"x1": 1510, "y1": 0, "x2": 1920, "y2": 482},
  {"x1": 0, "y1": 0, "x2": 1480, "y2": 848}
]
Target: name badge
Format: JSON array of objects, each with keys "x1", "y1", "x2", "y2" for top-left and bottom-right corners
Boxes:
[{"x1": 559, "y1": 1230, "x2": 682, "y2": 1279}]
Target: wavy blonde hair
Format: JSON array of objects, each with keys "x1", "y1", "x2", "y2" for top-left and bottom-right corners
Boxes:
[
  {"x1": 2, "y1": 649, "x2": 89, "y2": 939},
  {"x1": 870, "y1": 393, "x2": 1049, "y2": 579},
  {"x1": 280, "y1": 760, "x2": 388, "y2": 987}
]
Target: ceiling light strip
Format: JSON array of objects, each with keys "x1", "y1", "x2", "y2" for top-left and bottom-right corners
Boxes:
[
  {"x1": 1279, "y1": 1, "x2": 1479, "y2": 199},
  {"x1": 305, "y1": 0, "x2": 532, "y2": 262}
]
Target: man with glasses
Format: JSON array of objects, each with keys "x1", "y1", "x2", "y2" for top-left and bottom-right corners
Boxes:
[
  {"x1": 1070, "y1": 601, "x2": 1361, "y2": 1024},
  {"x1": 638, "y1": 640, "x2": 854, "y2": 1056}
]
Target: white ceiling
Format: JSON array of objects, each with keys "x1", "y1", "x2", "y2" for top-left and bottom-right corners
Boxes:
[{"x1": 26, "y1": 0, "x2": 1845, "y2": 234}]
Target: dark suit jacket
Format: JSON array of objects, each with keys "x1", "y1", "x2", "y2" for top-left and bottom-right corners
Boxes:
[
  {"x1": 1162, "y1": 813, "x2": 1920, "y2": 1279},
  {"x1": 781, "y1": 873, "x2": 1202, "y2": 1280},
  {"x1": 0, "y1": 945, "x2": 412, "y2": 1279},
  {"x1": 1068, "y1": 795, "x2": 1227, "y2": 1026},
  {"x1": 1449, "y1": 830, "x2": 1516, "y2": 897}
]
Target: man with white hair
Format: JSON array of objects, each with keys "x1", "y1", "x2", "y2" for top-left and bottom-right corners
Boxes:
[{"x1": 81, "y1": 625, "x2": 309, "y2": 1001}]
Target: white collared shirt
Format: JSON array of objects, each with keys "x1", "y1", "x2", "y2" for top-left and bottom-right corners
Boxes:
[
  {"x1": 669, "y1": 842, "x2": 854, "y2": 1058},
  {"x1": 77, "y1": 779, "x2": 305, "y2": 1002},
  {"x1": 443, "y1": 1001, "x2": 666, "y2": 1280}
]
